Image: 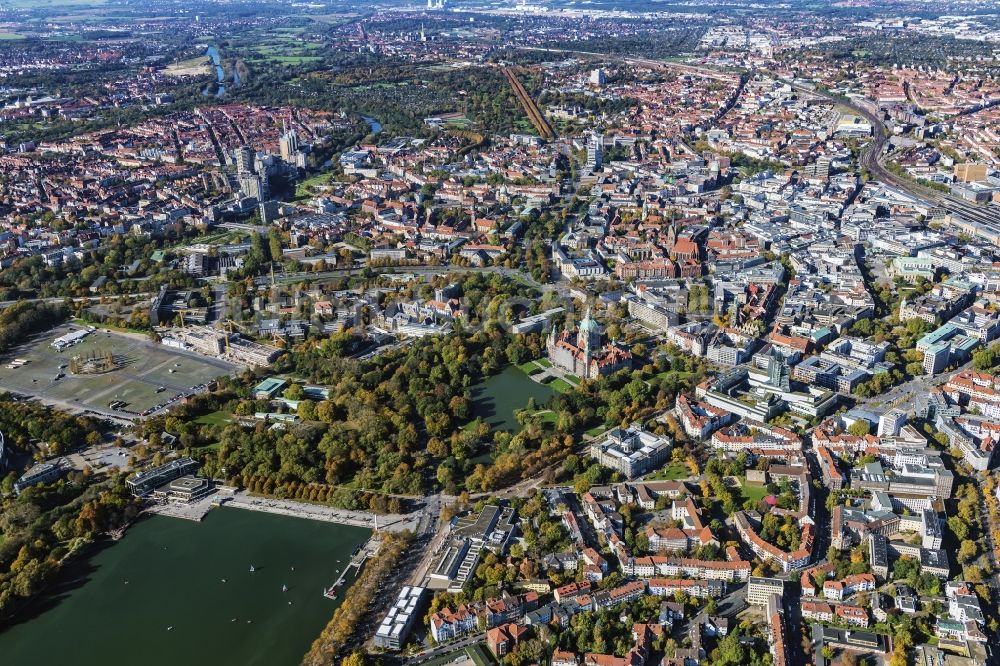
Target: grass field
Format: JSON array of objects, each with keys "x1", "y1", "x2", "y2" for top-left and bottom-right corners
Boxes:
[
  {"x1": 646, "y1": 463, "x2": 690, "y2": 481},
  {"x1": 164, "y1": 55, "x2": 211, "y2": 77},
  {"x1": 245, "y1": 39, "x2": 325, "y2": 67},
  {"x1": 516, "y1": 359, "x2": 547, "y2": 375},
  {"x1": 467, "y1": 644, "x2": 495, "y2": 666},
  {"x1": 545, "y1": 378, "x2": 573, "y2": 393},
  {"x1": 195, "y1": 410, "x2": 233, "y2": 426},
  {"x1": 737, "y1": 477, "x2": 771, "y2": 504},
  {"x1": 0, "y1": 324, "x2": 236, "y2": 418},
  {"x1": 521, "y1": 409, "x2": 557, "y2": 426},
  {"x1": 293, "y1": 171, "x2": 334, "y2": 200}
]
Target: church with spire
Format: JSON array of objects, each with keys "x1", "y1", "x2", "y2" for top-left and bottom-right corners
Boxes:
[{"x1": 546, "y1": 308, "x2": 632, "y2": 380}]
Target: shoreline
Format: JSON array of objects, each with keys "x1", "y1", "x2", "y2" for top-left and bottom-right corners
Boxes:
[{"x1": 141, "y1": 489, "x2": 420, "y2": 532}]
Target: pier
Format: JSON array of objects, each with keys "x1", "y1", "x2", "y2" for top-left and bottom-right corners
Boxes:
[{"x1": 323, "y1": 536, "x2": 379, "y2": 599}]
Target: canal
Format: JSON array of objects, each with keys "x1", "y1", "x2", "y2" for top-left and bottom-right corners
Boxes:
[
  {"x1": 471, "y1": 365, "x2": 555, "y2": 433},
  {"x1": 0, "y1": 507, "x2": 369, "y2": 666}
]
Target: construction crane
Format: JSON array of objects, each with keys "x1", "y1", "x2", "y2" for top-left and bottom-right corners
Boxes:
[{"x1": 223, "y1": 319, "x2": 244, "y2": 356}]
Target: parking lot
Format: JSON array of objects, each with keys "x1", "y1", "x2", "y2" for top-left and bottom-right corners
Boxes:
[{"x1": 0, "y1": 324, "x2": 237, "y2": 419}]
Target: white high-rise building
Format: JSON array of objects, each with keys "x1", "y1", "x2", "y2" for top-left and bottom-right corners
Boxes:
[
  {"x1": 586, "y1": 133, "x2": 603, "y2": 173},
  {"x1": 235, "y1": 145, "x2": 254, "y2": 174},
  {"x1": 878, "y1": 409, "x2": 906, "y2": 438},
  {"x1": 279, "y1": 124, "x2": 299, "y2": 163}
]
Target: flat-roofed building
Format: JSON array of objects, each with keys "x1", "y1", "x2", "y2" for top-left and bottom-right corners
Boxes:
[
  {"x1": 589, "y1": 425, "x2": 670, "y2": 479},
  {"x1": 151, "y1": 475, "x2": 214, "y2": 504},
  {"x1": 869, "y1": 533, "x2": 889, "y2": 580},
  {"x1": 375, "y1": 586, "x2": 426, "y2": 650},
  {"x1": 812, "y1": 625, "x2": 891, "y2": 657},
  {"x1": 127, "y1": 457, "x2": 199, "y2": 497},
  {"x1": 747, "y1": 577, "x2": 785, "y2": 606},
  {"x1": 253, "y1": 377, "x2": 287, "y2": 400},
  {"x1": 14, "y1": 462, "x2": 62, "y2": 494},
  {"x1": 921, "y1": 508, "x2": 943, "y2": 549}
]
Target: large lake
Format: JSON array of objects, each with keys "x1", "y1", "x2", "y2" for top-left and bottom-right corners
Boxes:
[
  {"x1": 471, "y1": 365, "x2": 555, "y2": 432},
  {"x1": 0, "y1": 507, "x2": 369, "y2": 666}
]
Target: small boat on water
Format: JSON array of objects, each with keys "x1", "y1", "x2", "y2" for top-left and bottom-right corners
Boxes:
[
  {"x1": 167, "y1": 626, "x2": 173, "y2": 631},
  {"x1": 282, "y1": 584, "x2": 288, "y2": 593},
  {"x1": 249, "y1": 565, "x2": 255, "y2": 573}
]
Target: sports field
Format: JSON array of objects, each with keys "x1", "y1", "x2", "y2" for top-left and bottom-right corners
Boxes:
[{"x1": 0, "y1": 324, "x2": 236, "y2": 418}]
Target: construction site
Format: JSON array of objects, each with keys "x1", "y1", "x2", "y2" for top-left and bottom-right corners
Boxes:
[{"x1": 160, "y1": 323, "x2": 282, "y2": 368}]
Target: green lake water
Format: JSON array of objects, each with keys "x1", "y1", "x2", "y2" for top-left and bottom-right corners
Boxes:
[
  {"x1": 0, "y1": 507, "x2": 369, "y2": 666},
  {"x1": 471, "y1": 365, "x2": 555, "y2": 432}
]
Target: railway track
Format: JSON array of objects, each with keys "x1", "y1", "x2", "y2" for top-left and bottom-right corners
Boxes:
[
  {"x1": 518, "y1": 47, "x2": 1000, "y2": 229},
  {"x1": 502, "y1": 66, "x2": 555, "y2": 140}
]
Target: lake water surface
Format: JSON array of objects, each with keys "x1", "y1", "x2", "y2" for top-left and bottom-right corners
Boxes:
[
  {"x1": 471, "y1": 365, "x2": 555, "y2": 432},
  {"x1": 0, "y1": 507, "x2": 369, "y2": 666}
]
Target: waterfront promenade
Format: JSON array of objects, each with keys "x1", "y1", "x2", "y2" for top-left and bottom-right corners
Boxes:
[
  {"x1": 223, "y1": 492, "x2": 419, "y2": 532},
  {"x1": 143, "y1": 489, "x2": 419, "y2": 532}
]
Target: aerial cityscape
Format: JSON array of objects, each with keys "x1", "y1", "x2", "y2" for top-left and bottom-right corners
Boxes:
[{"x1": 1, "y1": 0, "x2": 1000, "y2": 665}]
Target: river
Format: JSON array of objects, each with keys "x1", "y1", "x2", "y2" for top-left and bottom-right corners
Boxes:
[
  {"x1": 203, "y1": 45, "x2": 239, "y2": 97},
  {"x1": 203, "y1": 45, "x2": 225, "y2": 96},
  {"x1": 0, "y1": 507, "x2": 369, "y2": 666},
  {"x1": 361, "y1": 115, "x2": 382, "y2": 134}
]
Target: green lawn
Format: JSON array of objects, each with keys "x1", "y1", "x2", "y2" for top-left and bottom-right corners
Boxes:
[
  {"x1": 293, "y1": 170, "x2": 333, "y2": 199},
  {"x1": 467, "y1": 643, "x2": 496, "y2": 666},
  {"x1": 263, "y1": 55, "x2": 323, "y2": 65},
  {"x1": 737, "y1": 478, "x2": 771, "y2": 504},
  {"x1": 195, "y1": 410, "x2": 232, "y2": 426},
  {"x1": 646, "y1": 463, "x2": 689, "y2": 481},
  {"x1": 586, "y1": 424, "x2": 609, "y2": 437},
  {"x1": 192, "y1": 442, "x2": 221, "y2": 454},
  {"x1": 547, "y1": 378, "x2": 574, "y2": 393},
  {"x1": 516, "y1": 360, "x2": 541, "y2": 374},
  {"x1": 536, "y1": 359, "x2": 552, "y2": 368},
  {"x1": 521, "y1": 409, "x2": 557, "y2": 425},
  {"x1": 463, "y1": 418, "x2": 484, "y2": 433},
  {"x1": 653, "y1": 370, "x2": 694, "y2": 382}
]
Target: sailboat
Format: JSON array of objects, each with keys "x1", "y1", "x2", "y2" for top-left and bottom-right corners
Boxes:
[
  {"x1": 282, "y1": 584, "x2": 288, "y2": 592},
  {"x1": 249, "y1": 564, "x2": 255, "y2": 573}
]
